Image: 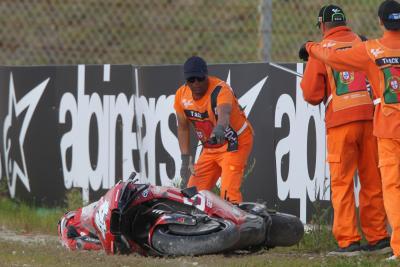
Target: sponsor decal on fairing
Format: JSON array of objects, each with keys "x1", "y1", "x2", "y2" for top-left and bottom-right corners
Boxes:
[{"x1": 94, "y1": 199, "x2": 109, "y2": 239}]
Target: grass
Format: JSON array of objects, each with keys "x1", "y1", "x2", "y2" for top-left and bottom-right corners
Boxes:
[
  {"x1": 0, "y1": 240, "x2": 398, "y2": 267},
  {"x1": 0, "y1": 195, "x2": 397, "y2": 266},
  {"x1": 0, "y1": 197, "x2": 65, "y2": 234},
  {"x1": 0, "y1": 178, "x2": 395, "y2": 266},
  {"x1": 300, "y1": 225, "x2": 336, "y2": 253},
  {"x1": 65, "y1": 188, "x2": 84, "y2": 211},
  {"x1": 0, "y1": 177, "x2": 78, "y2": 234}
]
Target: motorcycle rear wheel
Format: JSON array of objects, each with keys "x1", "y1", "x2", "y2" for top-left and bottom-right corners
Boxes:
[
  {"x1": 151, "y1": 219, "x2": 239, "y2": 256},
  {"x1": 265, "y1": 212, "x2": 304, "y2": 248}
]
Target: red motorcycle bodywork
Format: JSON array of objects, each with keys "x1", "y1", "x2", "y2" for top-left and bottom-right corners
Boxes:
[{"x1": 58, "y1": 182, "x2": 251, "y2": 255}]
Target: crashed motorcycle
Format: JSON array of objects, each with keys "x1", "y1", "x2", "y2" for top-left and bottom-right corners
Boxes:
[{"x1": 58, "y1": 172, "x2": 304, "y2": 256}]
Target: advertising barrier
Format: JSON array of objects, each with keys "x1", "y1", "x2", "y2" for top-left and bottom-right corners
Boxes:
[{"x1": 0, "y1": 63, "x2": 336, "y2": 223}]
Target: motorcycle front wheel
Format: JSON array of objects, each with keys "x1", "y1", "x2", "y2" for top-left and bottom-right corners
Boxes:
[{"x1": 151, "y1": 218, "x2": 239, "y2": 256}]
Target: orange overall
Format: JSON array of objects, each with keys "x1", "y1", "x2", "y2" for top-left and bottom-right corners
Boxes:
[
  {"x1": 307, "y1": 30, "x2": 400, "y2": 255},
  {"x1": 301, "y1": 26, "x2": 388, "y2": 248},
  {"x1": 174, "y1": 76, "x2": 254, "y2": 203}
]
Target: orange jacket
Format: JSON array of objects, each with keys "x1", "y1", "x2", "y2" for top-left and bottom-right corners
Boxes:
[
  {"x1": 307, "y1": 30, "x2": 400, "y2": 139},
  {"x1": 300, "y1": 26, "x2": 374, "y2": 128},
  {"x1": 174, "y1": 76, "x2": 252, "y2": 144}
]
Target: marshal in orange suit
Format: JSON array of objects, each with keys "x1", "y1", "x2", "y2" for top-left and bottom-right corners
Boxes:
[
  {"x1": 174, "y1": 56, "x2": 253, "y2": 203},
  {"x1": 300, "y1": 4, "x2": 389, "y2": 257}
]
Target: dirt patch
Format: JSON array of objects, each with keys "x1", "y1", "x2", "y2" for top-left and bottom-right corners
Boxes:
[{"x1": 0, "y1": 226, "x2": 58, "y2": 244}]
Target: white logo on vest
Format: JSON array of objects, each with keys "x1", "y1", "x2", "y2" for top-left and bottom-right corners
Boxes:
[{"x1": 370, "y1": 48, "x2": 384, "y2": 57}]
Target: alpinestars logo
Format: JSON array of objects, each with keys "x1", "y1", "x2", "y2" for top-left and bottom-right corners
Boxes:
[{"x1": 3, "y1": 74, "x2": 49, "y2": 197}]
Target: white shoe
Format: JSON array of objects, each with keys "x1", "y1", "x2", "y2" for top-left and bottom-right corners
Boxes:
[{"x1": 385, "y1": 255, "x2": 398, "y2": 261}]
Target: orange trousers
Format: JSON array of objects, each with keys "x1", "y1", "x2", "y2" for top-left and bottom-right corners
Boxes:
[
  {"x1": 187, "y1": 130, "x2": 253, "y2": 203},
  {"x1": 378, "y1": 138, "x2": 400, "y2": 256},
  {"x1": 327, "y1": 121, "x2": 388, "y2": 248}
]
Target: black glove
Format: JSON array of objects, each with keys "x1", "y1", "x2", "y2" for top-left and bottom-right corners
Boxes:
[
  {"x1": 298, "y1": 42, "x2": 309, "y2": 62},
  {"x1": 358, "y1": 34, "x2": 368, "y2": 41},
  {"x1": 210, "y1": 124, "x2": 226, "y2": 145},
  {"x1": 180, "y1": 154, "x2": 192, "y2": 188}
]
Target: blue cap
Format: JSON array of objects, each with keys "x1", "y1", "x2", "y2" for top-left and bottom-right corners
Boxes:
[{"x1": 183, "y1": 56, "x2": 208, "y2": 80}]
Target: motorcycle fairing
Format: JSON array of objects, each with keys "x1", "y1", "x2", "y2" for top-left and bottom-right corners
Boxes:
[{"x1": 58, "y1": 175, "x2": 303, "y2": 256}]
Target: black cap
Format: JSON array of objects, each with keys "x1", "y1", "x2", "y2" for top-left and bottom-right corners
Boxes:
[
  {"x1": 317, "y1": 5, "x2": 346, "y2": 26},
  {"x1": 183, "y1": 56, "x2": 208, "y2": 80},
  {"x1": 378, "y1": 0, "x2": 400, "y2": 30}
]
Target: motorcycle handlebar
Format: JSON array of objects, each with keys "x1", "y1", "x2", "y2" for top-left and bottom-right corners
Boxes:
[{"x1": 128, "y1": 172, "x2": 137, "y2": 181}]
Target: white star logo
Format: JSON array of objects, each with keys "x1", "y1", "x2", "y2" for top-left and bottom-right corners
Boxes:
[
  {"x1": 225, "y1": 70, "x2": 268, "y2": 117},
  {"x1": 3, "y1": 73, "x2": 49, "y2": 197}
]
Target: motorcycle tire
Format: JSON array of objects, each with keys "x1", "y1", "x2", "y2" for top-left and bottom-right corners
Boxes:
[
  {"x1": 151, "y1": 219, "x2": 239, "y2": 256},
  {"x1": 265, "y1": 212, "x2": 304, "y2": 248}
]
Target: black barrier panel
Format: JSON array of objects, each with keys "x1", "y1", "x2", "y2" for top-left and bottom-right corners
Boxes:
[
  {"x1": 0, "y1": 63, "x2": 331, "y2": 223},
  {"x1": 0, "y1": 65, "x2": 138, "y2": 206},
  {"x1": 0, "y1": 66, "x2": 64, "y2": 205},
  {"x1": 70, "y1": 65, "x2": 139, "y2": 202},
  {"x1": 134, "y1": 65, "x2": 183, "y2": 188}
]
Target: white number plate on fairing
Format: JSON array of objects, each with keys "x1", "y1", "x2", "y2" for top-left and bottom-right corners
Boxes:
[{"x1": 183, "y1": 192, "x2": 207, "y2": 211}]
